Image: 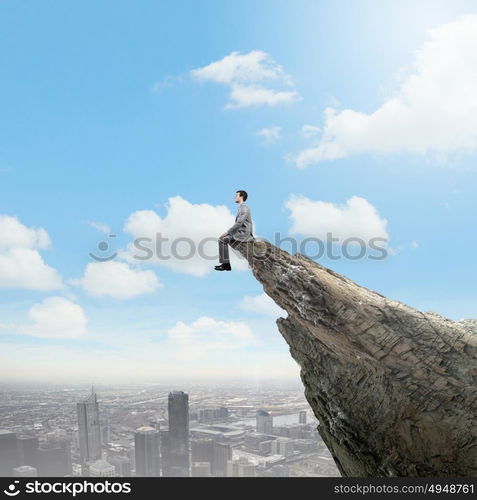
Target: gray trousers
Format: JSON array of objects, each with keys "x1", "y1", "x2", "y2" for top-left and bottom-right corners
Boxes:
[{"x1": 218, "y1": 235, "x2": 240, "y2": 263}]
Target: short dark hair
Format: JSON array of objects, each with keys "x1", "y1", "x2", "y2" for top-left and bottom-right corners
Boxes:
[{"x1": 236, "y1": 190, "x2": 248, "y2": 201}]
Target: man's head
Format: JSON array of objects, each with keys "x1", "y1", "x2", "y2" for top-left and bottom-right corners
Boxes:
[{"x1": 235, "y1": 190, "x2": 248, "y2": 203}]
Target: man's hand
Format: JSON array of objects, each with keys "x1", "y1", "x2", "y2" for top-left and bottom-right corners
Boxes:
[{"x1": 219, "y1": 232, "x2": 228, "y2": 239}]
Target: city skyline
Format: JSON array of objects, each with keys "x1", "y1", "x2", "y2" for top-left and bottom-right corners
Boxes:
[{"x1": 0, "y1": 382, "x2": 339, "y2": 477}]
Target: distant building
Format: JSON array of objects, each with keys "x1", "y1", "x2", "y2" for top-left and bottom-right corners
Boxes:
[
  {"x1": 258, "y1": 439, "x2": 275, "y2": 456},
  {"x1": 256, "y1": 410, "x2": 273, "y2": 434},
  {"x1": 191, "y1": 461, "x2": 211, "y2": 477},
  {"x1": 108, "y1": 455, "x2": 131, "y2": 477},
  {"x1": 0, "y1": 430, "x2": 19, "y2": 476},
  {"x1": 244, "y1": 433, "x2": 277, "y2": 454},
  {"x1": 213, "y1": 442, "x2": 232, "y2": 477},
  {"x1": 13, "y1": 465, "x2": 37, "y2": 477},
  {"x1": 134, "y1": 426, "x2": 161, "y2": 477},
  {"x1": 76, "y1": 388, "x2": 102, "y2": 473},
  {"x1": 36, "y1": 437, "x2": 72, "y2": 477},
  {"x1": 191, "y1": 438, "x2": 214, "y2": 472},
  {"x1": 122, "y1": 447, "x2": 132, "y2": 470},
  {"x1": 16, "y1": 435, "x2": 39, "y2": 469},
  {"x1": 274, "y1": 424, "x2": 310, "y2": 439},
  {"x1": 100, "y1": 423, "x2": 111, "y2": 445},
  {"x1": 299, "y1": 410, "x2": 307, "y2": 424},
  {"x1": 167, "y1": 391, "x2": 190, "y2": 477},
  {"x1": 159, "y1": 429, "x2": 171, "y2": 477},
  {"x1": 89, "y1": 459, "x2": 116, "y2": 477},
  {"x1": 147, "y1": 420, "x2": 160, "y2": 431},
  {"x1": 189, "y1": 424, "x2": 245, "y2": 443},
  {"x1": 198, "y1": 407, "x2": 229, "y2": 423},
  {"x1": 226, "y1": 457, "x2": 256, "y2": 477},
  {"x1": 271, "y1": 437, "x2": 294, "y2": 457},
  {"x1": 226, "y1": 458, "x2": 240, "y2": 477},
  {"x1": 239, "y1": 461, "x2": 256, "y2": 477}
]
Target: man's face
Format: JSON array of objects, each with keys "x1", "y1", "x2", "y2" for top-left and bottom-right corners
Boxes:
[{"x1": 234, "y1": 192, "x2": 242, "y2": 203}]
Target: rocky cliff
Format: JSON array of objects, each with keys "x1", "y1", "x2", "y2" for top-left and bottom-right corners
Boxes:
[{"x1": 234, "y1": 240, "x2": 477, "y2": 477}]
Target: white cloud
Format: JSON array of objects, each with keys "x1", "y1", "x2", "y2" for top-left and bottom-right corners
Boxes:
[
  {"x1": 291, "y1": 14, "x2": 477, "y2": 167},
  {"x1": 119, "y1": 195, "x2": 252, "y2": 276},
  {"x1": 152, "y1": 74, "x2": 184, "y2": 92},
  {"x1": 239, "y1": 293, "x2": 286, "y2": 317},
  {"x1": 16, "y1": 296, "x2": 88, "y2": 339},
  {"x1": 257, "y1": 126, "x2": 282, "y2": 144},
  {"x1": 285, "y1": 194, "x2": 390, "y2": 245},
  {"x1": 0, "y1": 215, "x2": 63, "y2": 290},
  {"x1": 69, "y1": 260, "x2": 162, "y2": 300},
  {"x1": 85, "y1": 220, "x2": 112, "y2": 235},
  {"x1": 190, "y1": 50, "x2": 300, "y2": 109},
  {"x1": 301, "y1": 124, "x2": 321, "y2": 139},
  {"x1": 165, "y1": 315, "x2": 259, "y2": 361}
]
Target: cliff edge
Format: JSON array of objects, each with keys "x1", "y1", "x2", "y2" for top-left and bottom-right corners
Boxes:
[{"x1": 234, "y1": 240, "x2": 477, "y2": 477}]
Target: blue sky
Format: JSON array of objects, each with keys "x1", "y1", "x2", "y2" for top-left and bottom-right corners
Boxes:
[{"x1": 1, "y1": 0, "x2": 476, "y2": 384}]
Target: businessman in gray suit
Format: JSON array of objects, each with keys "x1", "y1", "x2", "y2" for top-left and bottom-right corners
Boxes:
[{"x1": 215, "y1": 190, "x2": 255, "y2": 271}]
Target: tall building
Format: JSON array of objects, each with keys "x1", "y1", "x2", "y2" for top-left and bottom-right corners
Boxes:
[
  {"x1": 226, "y1": 458, "x2": 240, "y2": 477},
  {"x1": 168, "y1": 391, "x2": 190, "y2": 477},
  {"x1": 191, "y1": 438, "x2": 214, "y2": 473},
  {"x1": 76, "y1": 387, "x2": 102, "y2": 473},
  {"x1": 256, "y1": 410, "x2": 273, "y2": 434},
  {"x1": 36, "y1": 437, "x2": 72, "y2": 477},
  {"x1": 299, "y1": 410, "x2": 307, "y2": 424},
  {"x1": 159, "y1": 429, "x2": 171, "y2": 477},
  {"x1": 134, "y1": 426, "x2": 161, "y2": 477},
  {"x1": 0, "y1": 430, "x2": 19, "y2": 476},
  {"x1": 16, "y1": 435, "x2": 39, "y2": 469},
  {"x1": 100, "y1": 422, "x2": 111, "y2": 445},
  {"x1": 108, "y1": 455, "x2": 131, "y2": 477},
  {"x1": 272, "y1": 437, "x2": 294, "y2": 457},
  {"x1": 213, "y1": 442, "x2": 231, "y2": 477}
]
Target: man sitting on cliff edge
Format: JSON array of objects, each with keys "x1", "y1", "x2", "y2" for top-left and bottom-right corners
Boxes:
[{"x1": 215, "y1": 190, "x2": 255, "y2": 271}]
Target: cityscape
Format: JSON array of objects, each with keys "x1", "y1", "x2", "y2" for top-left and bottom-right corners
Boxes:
[{"x1": 0, "y1": 382, "x2": 340, "y2": 478}]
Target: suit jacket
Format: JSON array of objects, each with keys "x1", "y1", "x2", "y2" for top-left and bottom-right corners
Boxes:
[{"x1": 227, "y1": 202, "x2": 255, "y2": 241}]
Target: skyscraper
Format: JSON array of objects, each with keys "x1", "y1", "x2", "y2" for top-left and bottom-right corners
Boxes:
[
  {"x1": 213, "y1": 442, "x2": 232, "y2": 477},
  {"x1": 134, "y1": 426, "x2": 161, "y2": 477},
  {"x1": 256, "y1": 410, "x2": 273, "y2": 434},
  {"x1": 191, "y1": 438, "x2": 214, "y2": 473},
  {"x1": 168, "y1": 391, "x2": 190, "y2": 477},
  {"x1": 159, "y1": 428, "x2": 171, "y2": 477},
  {"x1": 36, "y1": 438, "x2": 72, "y2": 477},
  {"x1": 108, "y1": 455, "x2": 131, "y2": 477},
  {"x1": 76, "y1": 387, "x2": 101, "y2": 474},
  {"x1": 0, "y1": 430, "x2": 19, "y2": 476},
  {"x1": 16, "y1": 435, "x2": 39, "y2": 469}
]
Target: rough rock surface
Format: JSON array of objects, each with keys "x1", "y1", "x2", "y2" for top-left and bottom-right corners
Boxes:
[{"x1": 234, "y1": 240, "x2": 477, "y2": 477}]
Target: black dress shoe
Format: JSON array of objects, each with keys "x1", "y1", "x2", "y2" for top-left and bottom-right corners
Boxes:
[{"x1": 214, "y1": 263, "x2": 232, "y2": 271}]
